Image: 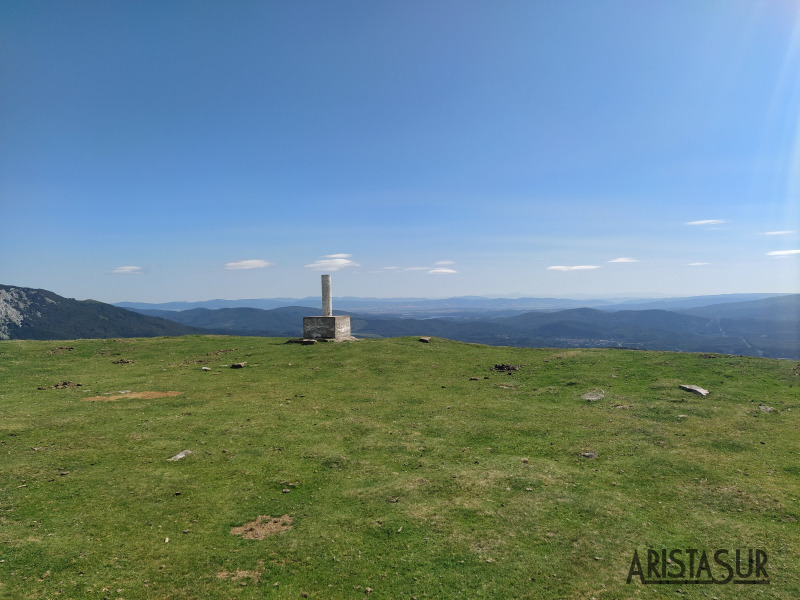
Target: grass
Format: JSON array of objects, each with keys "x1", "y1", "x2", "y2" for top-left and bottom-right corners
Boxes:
[{"x1": 0, "y1": 335, "x2": 798, "y2": 599}]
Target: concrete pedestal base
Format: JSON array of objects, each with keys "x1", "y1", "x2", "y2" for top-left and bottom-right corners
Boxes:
[{"x1": 303, "y1": 315, "x2": 352, "y2": 340}]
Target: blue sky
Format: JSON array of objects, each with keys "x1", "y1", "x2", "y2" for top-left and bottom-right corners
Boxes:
[{"x1": 2, "y1": 0, "x2": 799, "y2": 302}]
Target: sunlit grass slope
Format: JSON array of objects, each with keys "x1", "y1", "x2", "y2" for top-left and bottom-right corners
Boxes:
[{"x1": 1, "y1": 336, "x2": 798, "y2": 599}]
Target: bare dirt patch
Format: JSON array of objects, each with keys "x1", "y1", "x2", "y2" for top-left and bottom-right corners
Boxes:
[
  {"x1": 47, "y1": 346, "x2": 75, "y2": 354},
  {"x1": 230, "y1": 515, "x2": 293, "y2": 540},
  {"x1": 181, "y1": 348, "x2": 237, "y2": 365},
  {"x1": 216, "y1": 568, "x2": 262, "y2": 582},
  {"x1": 38, "y1": 381, "x2": 82, "y2": 390},
  {"x1": 491, "y1": 363, "x2": 521, "y2": 372},
  {"x1": 207, "y1": 348, "x2": 236, "y2": 355},
  {"x1": 83, "y1": 391, "x2": 183, "y2": 402}
]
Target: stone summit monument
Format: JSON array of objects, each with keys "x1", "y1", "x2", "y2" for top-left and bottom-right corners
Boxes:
[{"x1": 302, "y1": 274, "x2": 352, "y2": 341}]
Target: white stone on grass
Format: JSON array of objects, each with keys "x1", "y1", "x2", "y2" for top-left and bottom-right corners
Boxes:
[
  {"x1": 679, "y1": 384, "x2": 709, "y2": 396},
  {"x1": 168, "y1": 450, "x2": 193, "y2": 461}
]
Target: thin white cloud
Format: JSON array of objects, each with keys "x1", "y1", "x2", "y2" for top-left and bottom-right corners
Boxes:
[
  {"x1": 428, "y1": 267, "x2": 458, "y2": 275},
  {"x1": 688, "y1": 262, "x2": 710, "y2": 266},
  {"x1": 383, "y1": 260, "x2": 458, "y2": 274},
  {"x1": 111, "y1": 266, "x2": 143, "y2": 274},
  {"x1": 546, "y1": 265, "x2": 600, "y2": 271},
  {"x1": 608, "y1": 257, "x2": 639, "y2": 263},
  {"x1": 382, "y1": 265, "x2": 427, "y2": 271},
  {"x1": 224, "y1": 259, "x2": 273, "y2": 270},
  {"x1": 686, "y1": 219, "x2": 726, "y2": 226},
  {"x1": 305, "y1": 254, "x2": 360, "y2": 271},
  {"x1": 766, "y1": 249, "x2": 800, "y2": 257},
  {"x1": 763, "y1": 230, "x2": 795, "y2": 236}
]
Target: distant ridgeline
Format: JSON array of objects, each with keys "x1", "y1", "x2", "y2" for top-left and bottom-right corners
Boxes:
[
  {"x1": 0, "y1": 285, "x2": 202, "y2": 340},
  {"x1": 2, "y1": 284, "x2": 798, "y2": 359},
  {"x1": 123, "y1": 294, "x2": 799, "y2": 359}
]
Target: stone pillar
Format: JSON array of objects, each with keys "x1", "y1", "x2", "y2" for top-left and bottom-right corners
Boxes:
[
  {"x1": 302, "y1": 273, "x2": 351, "y2": 341},
  {"x1": 322, "y1": 274, "x2": 332, "y2": 317}
]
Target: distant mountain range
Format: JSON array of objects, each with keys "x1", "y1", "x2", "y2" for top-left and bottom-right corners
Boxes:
[
  {"x1": 3, "y1": 285, "x2": 798, "y2": 359},
  {"x1": 131, "y1": 305, "x2": 312, "y2": 337},
  {"x1": 0, "y1": 285, "x2": 202, "y2": 340},
  {"x1": 676, "y1": 294, "x2": 800, "y2": 320},
  {"x1": 127, "y1": 293, "x2": 799, "y2": 359},
  {"x1": 116, "y1": 292, "x2": 789, "y2": 317}
]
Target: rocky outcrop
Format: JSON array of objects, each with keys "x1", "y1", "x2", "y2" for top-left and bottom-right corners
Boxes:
[
  {"x1": 0, "y1": 287, "x2": 45, "y2": 339},
  {"x1": 0, "y1": 284, "x2": 202, "y2": 340}
]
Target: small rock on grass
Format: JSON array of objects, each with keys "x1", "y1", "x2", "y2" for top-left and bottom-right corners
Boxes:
[
  {"x1": 231, "y1": 362, "x2": 247, "y2": 369},
  {"x1": 679, "y1": 384, "x2": 709, "y2": 396},
  {"x1": 167, "y1": 450, "x2": 193, "y2": 461},
  {"x1": 759, "y1": 404, "x2": 776, "y2": 413},
  {"x1": 580, "y1": 451, "x2": 598, "y2": 459}
]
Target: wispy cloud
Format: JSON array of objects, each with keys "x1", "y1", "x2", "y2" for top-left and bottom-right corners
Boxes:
[
  {"x1": 687, "y1": 262, "x2": 710, "y2": 266},
  {"x1": 608, "y1": 257, "x2": 639, "y2": 263},
  {"x1": 766, "y1": 249, "x2": 800, "y2": 257},
  {"x1": 763, "y1": 230, "x2": 795, "y2": 236},
  {"x1": 305, "y1": 254, "x2": 360, "y2": 271},
  {"x1": 224, "y1": 259, "x2": 273, "y2": 270},
  {"x1": 429, "y1": 267, "x2": 457, "y2": 275},
  {"x1": 111, "y1": 266, "x2": 143, "y2": 274},
  {"x1": 383, "y1": 260, "x2": 459, "y2": 275},
  {"x1": 546, "y1": 265, "x2": 600, "y2": 271},
  {"x1": 686, "y1": 219, "x2": 726, "y2": 226}
]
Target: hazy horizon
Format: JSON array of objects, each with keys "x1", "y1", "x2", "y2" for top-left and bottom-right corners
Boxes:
[{"x1": 108, "y1": 290, "x2": 789, "y2": 306}]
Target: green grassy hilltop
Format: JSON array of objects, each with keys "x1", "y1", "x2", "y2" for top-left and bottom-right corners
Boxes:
[{"x1": 1, "y1": 336, "x2": 798, "y2": 599}]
